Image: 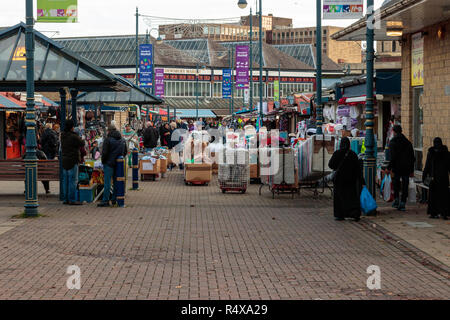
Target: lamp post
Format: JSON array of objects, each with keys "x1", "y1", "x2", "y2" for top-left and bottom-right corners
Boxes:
[
  {"x1": 364, "y1": 0, "x2": 376, "y2": 199},
  {"x1": 196, "y1": 63, "x2": 199, "y2": 121},
  {"x1": 24, "y1": 0, "x2": 38, "y2": 216},
  {"x1": 316, "y1": 0, "x2": 323, "y2": 134},
  {"x1": 135, "y1": 7, "x2": 139, "y2": 85},
  {"x1": 238, "y1": 0, "x2": 262, "y2": 125}
]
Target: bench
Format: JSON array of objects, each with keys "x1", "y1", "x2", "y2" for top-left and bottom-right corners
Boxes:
[{"x1": 0, "y1": 159, "x2": 60, "y2": 181}]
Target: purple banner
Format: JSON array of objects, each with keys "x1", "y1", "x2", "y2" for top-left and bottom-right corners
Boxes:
[
  {"x1": 155, "y1": 68, "x2": 164, "y2": 98},
  {"x1": 235, "y1": 45, "x2": 249, "y2": 89}
]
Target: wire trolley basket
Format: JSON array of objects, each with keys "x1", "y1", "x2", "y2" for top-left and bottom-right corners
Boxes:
[{"x1": 218, "y1": 148, "x2": 250, "y2": 193}]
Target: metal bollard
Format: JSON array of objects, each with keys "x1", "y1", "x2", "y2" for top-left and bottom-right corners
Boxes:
[
  {"x1": 115, "y1": 156, "x2": 125, "y2": 207},
  {"x1": 132, "y1": 148, "x2": 139, "y2": 190}
]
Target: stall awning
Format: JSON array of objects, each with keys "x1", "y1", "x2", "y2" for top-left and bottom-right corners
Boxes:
[
  {"x1": 82, "y1": 104, "x2": 130, "y2": 112},
  {"x1": 0, "y1": 92, "x2": 25, "y2": 110},
  {"x1": 176, "y1": 109, "x2": 216, "y2": 118}
]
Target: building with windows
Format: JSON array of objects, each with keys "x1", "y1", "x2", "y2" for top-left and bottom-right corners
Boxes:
[
  {"x1": 56, "y1": 34, "x2": 343, "y2": 116},
  {"x1": 332, "y1": 0, "x2": 450, "y2": 172}
]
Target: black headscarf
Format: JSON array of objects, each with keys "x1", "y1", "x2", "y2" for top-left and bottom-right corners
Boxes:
[
  {"x1": 433, "y1": 137, "x2": 443, "y2": 149},
  {"x1": 340, "y1": 137, "x2": 351, "y2": 151}
]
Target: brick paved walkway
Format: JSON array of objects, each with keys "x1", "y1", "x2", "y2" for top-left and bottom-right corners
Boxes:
[{"x1": 0, "y1": 171, "x2": 448, "y2": 300}]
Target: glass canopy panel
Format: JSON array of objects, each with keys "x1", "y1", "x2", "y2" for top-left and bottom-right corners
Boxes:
[
  {"x1": 274, "y1": 44, "x2": 315, "y2": 68},
  {"x1": 0, "y1": 33, "x2": 19, "y2": 79},
  {"x1": 164, "y1": 39, "x2": 209, "y2": 64},
  {"x1": 100, "y1": 92, "x2": 115, "y2": 102},
  {"x1": 77, "y1": 67, "x2": 103, "y2": 81},
  {"x1": 34, "y1": 40, "x2": 49, "y2": 79},
  {"x1": 6, "y1": 32, "x2": 26, "y2": 81},
  {"x1": 115, "y1": 91, "x2": 129, "y2": 102},
  {"x1": 41, "y1": 49, "x2": 77, "y2": 80}
]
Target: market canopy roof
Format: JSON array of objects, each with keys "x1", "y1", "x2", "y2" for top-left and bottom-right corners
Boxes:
[
  {"x1": 331, "y1": 0, "x2": 449, "y2": 41},
  {"x1": 76, "y1": 76, "x2": 163, "y2": 105},
  {"x1": 0, "y1": 23, "x2": 131, "y2": 92}
]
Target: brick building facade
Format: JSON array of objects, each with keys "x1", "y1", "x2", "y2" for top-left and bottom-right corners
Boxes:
[{"x1": 401, "y1": 19, "x2": 450, "y2": 169}]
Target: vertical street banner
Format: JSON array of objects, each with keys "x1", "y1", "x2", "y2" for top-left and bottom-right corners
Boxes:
[
  {"x1": 37, "y1": 0, "x2": 78, "y2": 23},
  {"x1": 411, "y1": 32, "x2": 424, "y2": 87},
  {"x1": 274, "y1": 80, "x2": 280, "y2": 102},
  {"x1": 323, "y1": 0, "x2": 363, "y2": 19},
  {"x1": 139, "y1": 44, "x2": 153, "y2": 88},
  {"x1": 155, "y1": 68, "x2": 165, "y2": 98},
  {"x1": 244, "y1": 88, "x2": 250, "y2": 105},
  {"x1": 235, "y1": 45, "x2": 249, "y2": 89},
  {"x1": 222, "y1": 69, "x2": 232, "y2": 99}
]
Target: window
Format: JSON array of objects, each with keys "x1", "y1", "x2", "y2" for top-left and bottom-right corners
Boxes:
[
  {"x1": 323, "y1": 30, "x2": 327, "y2": 35},
  {"x1": 392, "y1": 41, "x2": 397, "y2": 52},
  {"x1": 309, "y1": 31, "x2": 312, "y2": 36},
  {"x1": 381, "y1": 41, "x2": 384, "y2": 52}
]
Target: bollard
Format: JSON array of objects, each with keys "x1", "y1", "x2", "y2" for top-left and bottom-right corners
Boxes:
[
  {"x1": 132, "y1": 148, "x2": 139, "y2": 190},
  {"x1": 115, "y1": 156, "x2": 125, "y2": 207}
]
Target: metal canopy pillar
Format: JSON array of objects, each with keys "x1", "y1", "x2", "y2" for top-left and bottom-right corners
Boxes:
[
  {"x1": 70, "y1": 89, "x2": 79, "y2": 127},
  {"x1": 316, "y1": 0, "x2": 323, "y2": 134},
  {"x1": 258, "y1": 0, "x2": 263, "y2": 126},
  {"x1": 135, "y1": 7, "x2": 139, "y2": 86},
  {"x1": 364, "y1": 0, "x2": 376, "y2": 200},
  {"x1": 249, "y1": 7, "x2": 253, "y2": 110},
  {"x1": 24, "y1": 0, "x2": 38, "y2": 216},
  {"x1": 59, "y1": 88, "x2": 67, "y2": 201}
]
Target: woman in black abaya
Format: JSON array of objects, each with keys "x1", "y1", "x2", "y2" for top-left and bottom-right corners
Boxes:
[
  {"x1": 328, "y1": 137, "x2": 363, "y2": 221},
  {"x1": 423, "y1": 137, "x2": 450, "y2": 219}
]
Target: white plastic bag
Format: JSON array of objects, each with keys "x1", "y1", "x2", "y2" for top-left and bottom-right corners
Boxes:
[
  {"x1": 383, "y1": 174, "x2": 394, "y2": 202},
  {"x1": 408, "y1": 177, "x2": 417, "y2": 203}
]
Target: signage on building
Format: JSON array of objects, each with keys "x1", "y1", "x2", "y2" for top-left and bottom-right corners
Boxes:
[
  {"x1": 222, "y1": 69, "x2": 232, "y2": 99},
  {"x1": 411, "y1": 32, "x2": 424, "y2": 87},
  {"x1": 235, "y1": 45, "x2": 249, "y2": 89},
  {"x1": 274, "y1": 80, "x2": 280, "y2": 102},
  {"x1": 139, "y1": 44, "x2": 153, "y2": 88},
  {"x1": 155, "y1": 68, "x2": 164, "y2": 98},
  {"x1": 323, "y1": 0, "x2": 363, "y2": 20},
  {"x1": 37, "y1": 0, "x2": 78, "y2": 23}
]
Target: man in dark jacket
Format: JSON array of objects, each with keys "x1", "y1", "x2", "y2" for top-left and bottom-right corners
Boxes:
[
  {"x1": 61, "y1": 119, "x2": 84, "y2": 205},
  {"x1": 40, "y1": 123, "x2": 58, "y2": 160},
  {"x1": 387, "y1": 125, "x2": 415, "y2": 211},
  {"x1": 142, "y1": 121, "x2": 159, "y2": 153},
  {"x1": 98, "y1": 124, "x2": 127, "y2": 207}
]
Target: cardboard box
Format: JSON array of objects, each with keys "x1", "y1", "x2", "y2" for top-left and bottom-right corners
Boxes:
[
  {"x1": 160, "y1": 159, "x2": 168, "y2": 173},
  {"x1": 185, "y1": 163, "x2": 212, "y2": 182},
  {"x1": 250, "y1": 164, "x2": 259, "y2": 178},
  {"x1": 140, "y1": 159, "x2": 160, "y2": 175}
]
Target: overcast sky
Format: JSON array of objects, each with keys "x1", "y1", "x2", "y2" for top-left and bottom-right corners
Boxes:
[{"x1": 2, "y1": 0, "x2": 385, "y2": 38}]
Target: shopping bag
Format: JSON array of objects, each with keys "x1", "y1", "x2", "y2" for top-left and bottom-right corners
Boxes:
[
  {"x1": 408, "y1": 177, "x2": 417, "y2": 203},
  {"x1": 382, "y1": 174, "x2": 394, "y2": 202},
  {"x1": 360, "y1": 186, "x2": 377, "y2": 215}
]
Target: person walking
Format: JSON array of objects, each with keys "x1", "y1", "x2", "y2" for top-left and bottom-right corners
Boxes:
[
  {"x1": 160, "y1": 123, "x2": 171, "y2": 147},
  {"x1": 143, "y1": 121, "x2": 159, "y2": 153},
  {"x1": 98, "y1": 124, "x2": 127, "y2": 207},
  {"x1": 387, "y1": 125, "x2": 415, "y2": 211},
  {"x1": 423, "y1": 137, "x2": 450, "y2": 219},
  {"x1": 61, "y1": 119, "x2": 84, "y2": 205},
  {"x1": 328, "y1": 137, "x2": 363, "y2": 221},
  {"x1": 40, "y1": 123, "x2": 59, "y2": 160}
]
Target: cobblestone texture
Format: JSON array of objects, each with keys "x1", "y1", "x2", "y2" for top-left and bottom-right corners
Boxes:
[{"x1": 0, "y1": 172, "x2": 448, "y2": 300}]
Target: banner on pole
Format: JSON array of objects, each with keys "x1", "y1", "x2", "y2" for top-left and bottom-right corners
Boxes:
[
  {"x1": 155, "y1": 68, "x2": 165, "y2": 98},
  {"x1": 323, "y1": 0, "x2": 363, "y2": 20},
  {"x1": 235, "y1": 45, "x2": 249, "y2": 89},
  {"x1": 244, "y1": 89, "x2": 250, "y2": 104},
  {"x1": 222, "y1": 69, "x2": 232, "y2": 99},
  {"x1": 37, "y1": 0, "x2": 78, "y2": 23},
  {"x1": 139, "y1": 44, "x2": 153, "y2": 88},
  {"x1": 274, "y1": 80, "x2": 280, "y2": 102}
]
